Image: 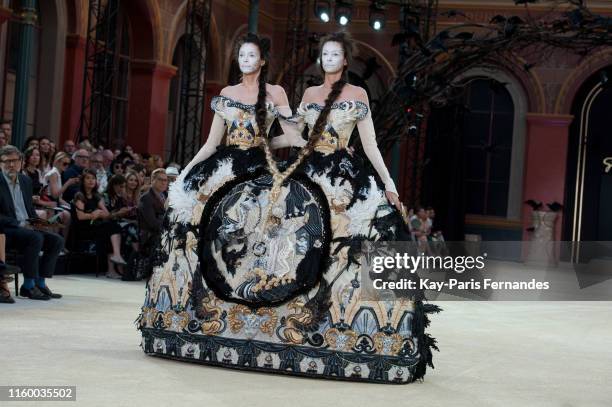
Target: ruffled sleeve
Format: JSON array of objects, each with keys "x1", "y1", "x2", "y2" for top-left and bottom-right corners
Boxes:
[{"x1": 210, "y1": 96, "x2": 230, "y2": 120}]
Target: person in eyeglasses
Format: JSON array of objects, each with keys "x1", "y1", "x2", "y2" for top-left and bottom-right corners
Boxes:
[{"x1": 62, "y1": 149, "x2": 90, "y2": 202}]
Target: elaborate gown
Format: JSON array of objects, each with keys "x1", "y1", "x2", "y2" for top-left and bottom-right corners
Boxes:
[{"x1": 138, "y1": 97, "x2": 439, "y2": 384}]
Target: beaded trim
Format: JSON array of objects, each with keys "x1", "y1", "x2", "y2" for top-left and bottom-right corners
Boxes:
[
  {"x1": 211, "y1": 95, "x2": 279, "y2": 117},
  {"x1": 302, "y1": 100, "x2": 369, "y2": 120}
]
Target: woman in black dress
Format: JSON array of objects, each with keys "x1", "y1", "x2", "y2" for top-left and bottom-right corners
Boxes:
[{"x1": 72, "y1": 169, "x2": 127, "y2": 278}]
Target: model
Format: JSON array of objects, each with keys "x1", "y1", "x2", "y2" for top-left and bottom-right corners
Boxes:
[{"x1": 139, "y1": 32, "x2": 439, "y2": 384}]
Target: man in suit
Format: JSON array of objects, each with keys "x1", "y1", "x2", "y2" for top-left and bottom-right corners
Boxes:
[
  {"x1": 138, "y1": 168, "x2": 168, "y2": 252},
  {"x1": 0, "y1": 145, "x2": 64, "y2": 300}
]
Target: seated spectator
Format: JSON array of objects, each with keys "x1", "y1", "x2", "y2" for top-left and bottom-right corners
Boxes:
[
  {"x1": 104, "y1": 174, "x2": 139, "y2": 253},
  {"x1": 102, "y1": 149, "x2": 114, "y2": 172},
  {"x1": 22, "y1": 147, "x2": 56, "y2": 219},
  {"x1": 90, "y1": 152, "x2": 108, "y2": 193},
  {"x1": 72, "y1": 169, "x2": 127, "y2": 278},
  {"x1": 0, "y1": 119, "x2": 10, "y2": 147},
  {"x1": 0, "y1": 145, "x2": 64, "y2": 300},
  {"x1": 411, "y1": 206, "x2": 432, "y2": 243},
  {"x1": 49, "y1": 141, "x2": 56, "y2": 158},
  {"x1": 62, "y1": 149, "x2": 90, "y2": 202},
  {"x1": 39, "y1": 137, "x2": 52, "y2": 174},
  {"x1": 109, "y1": 159, "x2": 124, "y2": 176},
  {"x1": 165, "y1": 166, "x2": 179, "y2": 185},
  {"x1": 23, "y1": 136, "x2": 39, "y2": 150},
  {"x1": 138, "y1": 168, "x2": 168, "y2": 252},
  {"x1": 44, "y1": 152, "x2": 78, "y2": 201},
  {"x1": 124, "y1": 171, "x2": 142, "y2": 209},
  {"x1": 63, "y1": 140, "x2": 76, "y2": 155}
]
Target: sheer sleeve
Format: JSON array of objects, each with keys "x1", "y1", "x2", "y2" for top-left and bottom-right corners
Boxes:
[
  {"x1": 356, "y1": 107, "x2": 398, "y2": 195},
  {"x1": 180, "y1": 113, "x2": 226, "y2": 176},
  {"x1": 270, "y1": 105, "x2": 306, "y2": 149}
]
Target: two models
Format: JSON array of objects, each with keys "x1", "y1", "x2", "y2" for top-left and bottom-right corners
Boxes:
[{"x1": 138, "y1": 32, "x2": 438, "y2": 384}]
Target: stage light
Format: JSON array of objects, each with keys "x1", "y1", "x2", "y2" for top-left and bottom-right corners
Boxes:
[
  {"x1": 369, "y1": 1, "x2": 386, "y2": 31},
  {"x1": 314, "y1": 1, "x2": 331, "y2": 23},
  {"x1": 335, "y1": 1, "x2": 352, "y2": 26}
]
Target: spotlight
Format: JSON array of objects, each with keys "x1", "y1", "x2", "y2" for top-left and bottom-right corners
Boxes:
[
  {"x1": 335, "y1": 1, "x2": 352, "y2": 26},
  {"x1": 314, "y1": 1, "x2": 331, "y2": 23},
  {"x1": 369, "y1": 1, "x2": 386, "y2": 31}
]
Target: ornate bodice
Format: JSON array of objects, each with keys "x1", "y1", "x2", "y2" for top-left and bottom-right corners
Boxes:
[
  {"x1": 211, "y1": 96, "x2": 281, "y2": 149},
  {"x1": 297, "y1": 100, "x2": 369, "y2": 154}
]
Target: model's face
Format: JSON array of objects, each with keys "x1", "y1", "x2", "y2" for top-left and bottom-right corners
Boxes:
[
  {"x1": 321, "y1": 41, "x2": 346, "y2": 74},
  {"x1": 238, "y1": 43, "x2": 263, "y2": 75}
]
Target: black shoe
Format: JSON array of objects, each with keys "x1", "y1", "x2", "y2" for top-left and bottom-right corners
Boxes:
[
  {"x1": 38, "y1": 286, "x2": 62, "y2": 299},
  {"x1": 19, "y1": 286, "x2": 50, "y2": 300},
  {"x1": 0, "y1": 286, "x2": 15, "y2": 304}
]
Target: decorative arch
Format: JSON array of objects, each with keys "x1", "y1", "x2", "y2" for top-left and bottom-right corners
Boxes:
[
  {"x1": 555, "y1": 48, "x2": 612, "y2": 115},
  {"x1": 166, "y1": 2, "x2": 222, "y2": 82},
  {"x1": 455, "y1": 67, "x2": 529, "y2": 220},
  {"x1": 122, "y1": 0, "x2": 162, "y2": 61},
  {"x1": 353, "y1": 39, "x2": 396, "y2": 83}
]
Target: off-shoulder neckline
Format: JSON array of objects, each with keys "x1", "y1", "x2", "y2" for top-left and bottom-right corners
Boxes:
[
  {"x1": 301, "y1": 100, "x2": 368, "y2": 110},
  {"x1": 212, "y1": 95, "x2": 277, "y2": 110}
]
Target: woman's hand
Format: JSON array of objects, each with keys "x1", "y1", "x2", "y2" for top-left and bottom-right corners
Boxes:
[{"x1": 385, "y1": 191, "x2": 401, "y2": 211}]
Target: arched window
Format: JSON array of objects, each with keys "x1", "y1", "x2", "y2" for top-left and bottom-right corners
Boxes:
[{"x1": 464, "y1": 78, "x2": 515, "y2": 217}]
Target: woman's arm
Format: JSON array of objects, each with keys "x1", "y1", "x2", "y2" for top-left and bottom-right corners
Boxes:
[
  {"x1": 354, "y1": 90, "x2": 401, "y2": 209},
  {"x1": 74, "y1": 199, "x2": 95, "y2": 221},
  {"x1": 47, "y1": 172, "x2": 61, "y2": 199},
  {"x1": 97, "y1": 198, "x2": 111, "y2": 218},
  {"x1": 181, "y1": 113, "x2": 226, "y2": 175},
  {"x1": 269, "y1": 86, "x2": 307, "y2": 149}
]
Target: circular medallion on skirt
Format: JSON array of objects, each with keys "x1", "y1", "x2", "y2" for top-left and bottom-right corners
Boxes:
[{"x1": 200, "y1": 172, "x2": 331, "y2": 307}]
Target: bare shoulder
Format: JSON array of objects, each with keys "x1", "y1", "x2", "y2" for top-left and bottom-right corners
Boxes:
[
  {"x1": 344, "y1": 84, "x2": 368, "y2": 102},
  {"x1": 219, "y1": 85, "x2": 238, "y2": 97},
  {"x1": 266, "y1": 84, "x2": 288, "y2": 103},
  {"x1": 301, "y1": 86, "x2": 320, "y2": 103}
]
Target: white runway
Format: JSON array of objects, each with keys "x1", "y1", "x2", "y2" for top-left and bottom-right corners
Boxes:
[{"x1": 0, "y1": 274, "x2": 611, "y2": 407}]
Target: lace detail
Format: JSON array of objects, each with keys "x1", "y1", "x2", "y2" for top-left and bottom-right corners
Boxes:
[
  {"x1": 210, "y1": 95, "x2": 279, "y2": 117},
  {"x1": 300, "y1": 100, "x2": 369, "y2": 120}
]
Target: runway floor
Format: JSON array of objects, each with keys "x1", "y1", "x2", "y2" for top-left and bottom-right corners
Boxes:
[{"x1": 1, "y1": 274, "x2": 611, "y2": 407}]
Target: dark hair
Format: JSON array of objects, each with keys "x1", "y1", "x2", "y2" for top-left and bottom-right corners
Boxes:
[
  {"x1": 258, "y1": 32, "x2": 351, "y2": 204},
  {"x1": 0, "y1": 119, "x2": 11, "y2": 125},
  {"x1": 318, "y1": 31, "x2": 356, "y2": 81},
  {"x1": 234, "y1": 33, "x2": 271, "y2": 140},
  {"x1": 78, "y1": 168, "x2": 101, "y2": 201},
  {"x1": 23, "y1": 136, "x2": 39, "y2": 150},
  {"x1": 106, "y1": 174, "x2": 126, "y2": 200},
  {"x1": 110, "y1": 159, "x2": 124, "y2": 174},
  {"x1": 23, "y1": 146, "x2": 40, "y2": 167}
]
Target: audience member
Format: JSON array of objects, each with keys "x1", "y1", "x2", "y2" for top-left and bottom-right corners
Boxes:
[
  {"x1": 49, "y1": 141, "x2": 57, "y2": 157},
  {"x1": 124, "y1": 171, "x2": 142, "y2": 209},
  {"x1": 102, "y1": 149, "x2": 114, "y2": 171},
  {"x1": 72, "y1": 169, "x2": 127, "y2": 278},
  {"x1": 23, "y1": 136, "x2": 39, "y2": 150},
  {"x1": 0, "y1": 145, "x2": 64, "y2": 300},
  {"x1": 39, "y1": 137, "x2": 52, "y2": 173},
  {"x1": 0, "y1": 129, "x2": 7, "y2": 148},
  {"x1": 63, "y1": 140, "x2": 76, "y2": 155},
  {"x1": 90, "y1": 152, "x2": 108, "y2": 193},
  {"x1": 44, "y1": 152, "x2": 78, "y2": 201},
  {"x1": 165, "y1": 166, "x2": 179, "y2": 184},
  {"x1": 0, "y1": 120, "x2": 11, "y2": 146},
  {"x1": 62, "y1": 149, "x2": 90, "y2": 202},
  {"x1": 109, "y1": 159, "x2": 124, "y2": 176},
  {"x1": 104, "y1": 174, "x2": 139, "y2": 253},
  {"x1": 138, "y1": 168, "x2": 167, "y2": 252}
]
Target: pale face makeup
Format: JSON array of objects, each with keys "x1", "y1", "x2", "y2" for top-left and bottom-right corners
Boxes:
[
  {"x1": 238, "y1": 42, "x2": 264, "y2": 75},
  {"x1": 321, "y1": 41, "x2": 346, "y2": 74}
]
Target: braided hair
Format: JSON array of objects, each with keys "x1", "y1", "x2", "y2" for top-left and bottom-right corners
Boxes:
[{"x1": 233, "y1": 33, "x2": 271, "y2": 140}]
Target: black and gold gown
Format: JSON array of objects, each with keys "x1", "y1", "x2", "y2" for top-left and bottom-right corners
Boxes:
[{"x1": 138, "y1": 96, "x2": 439, "y2": 384}]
